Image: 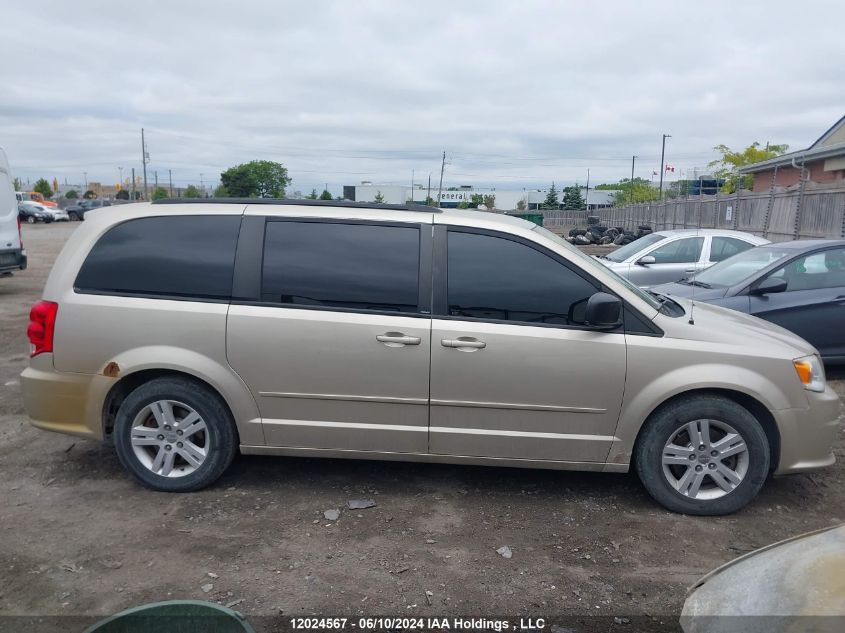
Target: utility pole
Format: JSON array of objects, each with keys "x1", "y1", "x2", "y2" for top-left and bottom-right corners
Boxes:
[
  {"x1": 118, "y1": 166, "x2": 123, "y2": 190},
  {"x1": 201, "y1": 173, "x2": 205, "y2": 197},
  {"x1": 141, "y1": 128, "x2": 149, "y2": 200},
  {"x1": 436, "y1": 151, "x2": 446, "y2": 208},
  {"x1": 154, "y1": 170, "x2": 158, "y2": 191},
  {"x1": 83, "y1": 171, "x2": 88, "y2": 191},
  {"x1": 427, "y1": 173, "x2": 432, "y2": 206},
  {"x1": 658, "y1": 134, "x2": 671, "y2": 198},
  {"x1": 131, "y1": 168, "x2": 136, "y2": 200},
  {"x1": 630, "y1": 155, "x2": 637, "y2": 204},
  {"x1": 585, "y1": 168, "x2": 590, "y2": 211},
  {"x1": 169, "y1": 170, "x2": 173, "y2": 197}
]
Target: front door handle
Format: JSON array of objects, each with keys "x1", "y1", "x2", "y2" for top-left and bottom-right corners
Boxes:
[
  {"x1": 376, "y1": 332, "x2": 421, "y2": 347},
  {"x1": 441, "y1": 337, "x2": 486, "y2": 350}
]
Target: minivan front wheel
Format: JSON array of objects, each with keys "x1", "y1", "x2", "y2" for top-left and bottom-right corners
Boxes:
[
  {"x1": 635, "y1": 395, "x2": 770, "y2": 515},
  {"x1": 113, "y1": 377, "x2": 237, "y2": 492}
]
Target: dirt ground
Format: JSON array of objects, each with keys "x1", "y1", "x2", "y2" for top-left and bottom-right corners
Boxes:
[{"x1": 1, "y1": 223, "x2": 843, "y2": 631}]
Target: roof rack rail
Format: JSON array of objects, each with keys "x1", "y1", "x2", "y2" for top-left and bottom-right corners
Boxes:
[{"x1": 151, "y1": 198, "x2": 441, "y2": 213}]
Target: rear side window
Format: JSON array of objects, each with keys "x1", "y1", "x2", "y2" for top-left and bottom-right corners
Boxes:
[
  {"x1": 75, "y1": 215, "x2": 241, "y2": 299},
  {"x1": 261, "y1": 221, "x2": 420, "y2": 312},
  {"x1": 710, "y1": 236, "x2": 753, "y2": 262}
]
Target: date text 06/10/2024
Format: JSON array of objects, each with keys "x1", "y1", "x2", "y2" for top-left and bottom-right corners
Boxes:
[{"x1": 289, "y1": 617, "x2": 547, "y2": 631}]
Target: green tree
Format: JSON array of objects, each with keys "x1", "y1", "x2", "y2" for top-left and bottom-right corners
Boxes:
[
  {"x1": 516, "y1": 199, "x2": 527, "y2": 212},
  {"x1": 65, "y1": 189, "x2": 79, "y2": 200},
  {"x1": 542, "y1": 182, "x2": 559, "y2": 209},
  {"x1": 13, "y1": 177, "x2": 22, "y2": 191},
  {"x1": 83, "y1": 190, "x2": 97, "y2": 199},
  {"x1": 708, "y1": 142, "x2": 789, "y2": 192},
  {"x1": 468, "y1": 193, "x2": 483, "y2": 209},
  {"x1": 562, "y1": 186, "x2": 585, "y2": 210},
  {"x1": 482, "y1": 194, "x2": 496, "y2": 210},
  {"x1": 425, "y1": 196, "x2": 436, "y2": 206},
  {"x1": 374, "y1": 191, "x2": 385, "y2": 203},
  {"x1": 115, "y1": 189, "x2": 129, "y2": 200},
  {"x1": 33, "y1": 178, "x2": 53, "y2": 199},
  {"x1": 213, "y1": 184, "x2": 230, "y2": 197},
  {"x1": 610, "y1": 177, "x2": 661, "y2": 205},
  {"x1": 306, "y1": 188, "x2": 318, "y2": 200},
  {"x1": 219, "y1": 160, "x2": 291, "y2": 198},
  {"x1": 184, "y1": 185, "x2": 202, "y2": 198},
  {"x1": 457, "y1": 200, "x2": 469, "y2": 209},
  {"x1": 319, "y1": 189, "x2": 333, "y2": 200},
  {"x1": 152, "y1": 187, "x2": 168, "y2": 200}
]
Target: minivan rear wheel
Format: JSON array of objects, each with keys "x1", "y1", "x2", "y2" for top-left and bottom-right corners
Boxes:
[
  {"x1": 634, "y1": 395, "x2": 770, "y2": 515},
  {"x1": 113, "y1": 377, "x2": 237, "y2": 492}
]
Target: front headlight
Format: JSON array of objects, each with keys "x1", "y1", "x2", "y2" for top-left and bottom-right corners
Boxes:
[{"x1": 793, "y1": 355, "x2": 826, "y2": 393}]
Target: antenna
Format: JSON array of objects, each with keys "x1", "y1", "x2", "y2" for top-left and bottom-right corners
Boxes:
[{"x1": 688, "y1": 175, "x2": 705, "y2": 325}]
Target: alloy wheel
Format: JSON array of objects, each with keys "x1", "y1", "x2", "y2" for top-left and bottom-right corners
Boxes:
[
  {"x1": 130, "y1": 399, "x2": 210, "y2": 478},
  {"x1": 661, "y1": 419, "x2": 749, "y2": 500}
]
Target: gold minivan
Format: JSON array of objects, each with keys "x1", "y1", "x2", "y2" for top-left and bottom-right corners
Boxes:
[{"x1": 21, "y1": 200, "x2": 841, "y2": 514}]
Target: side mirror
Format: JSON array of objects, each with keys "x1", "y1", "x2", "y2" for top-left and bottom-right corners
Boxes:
[
  {"x1": 751, "y1": 277, "x2": 787, "y2": 296},
  {"x1": 636, "y1": 255, "x2": 656, "y2": 266},
  {"x1": 584, "y1": 292, "x2": 623, "y2": 329}
]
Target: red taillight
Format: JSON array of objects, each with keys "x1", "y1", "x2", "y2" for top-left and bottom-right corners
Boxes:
[{"x1": 27, "y1": 301, "x2": 58, "y2": 357}]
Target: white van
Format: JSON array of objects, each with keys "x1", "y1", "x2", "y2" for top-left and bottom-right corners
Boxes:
[{"x1": 1, "y1": 148, "x2": 27, "y2": 275}]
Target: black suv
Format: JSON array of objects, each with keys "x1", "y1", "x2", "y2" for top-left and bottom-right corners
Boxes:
[{"x1": 67, "y1": 199, "x2": 112, "y2": 221}]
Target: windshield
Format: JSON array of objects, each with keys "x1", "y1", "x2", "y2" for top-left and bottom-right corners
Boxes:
[
  {"x1": 604, "y1": 233, "x2": 665, "y2": 262},
  {"x1": 533, "y1": 226, "x2": 662, "y2": 310},
  {"x1": 692, "y1": 245, "x2": 793, "y2": 287}
]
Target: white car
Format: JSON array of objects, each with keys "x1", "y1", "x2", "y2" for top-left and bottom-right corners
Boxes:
[
  {"x1": 43, "y1": 206, "x2": 69, "y2": 222},
  {"x1": 595, "y1": 229, "x2": 769, "y2": 287}
]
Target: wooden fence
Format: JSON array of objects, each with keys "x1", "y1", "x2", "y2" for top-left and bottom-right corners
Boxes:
[{"x1": 539, "y1": 184, "x2": 845, "y2": 242}]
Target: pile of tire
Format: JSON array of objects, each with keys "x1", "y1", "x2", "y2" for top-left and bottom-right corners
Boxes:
[{"x1": 567, "y1": 224, "x2": 609, "y2": 245}]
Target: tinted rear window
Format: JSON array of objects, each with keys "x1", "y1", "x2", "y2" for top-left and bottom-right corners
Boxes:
[
  {"x1": 75, "y1": 215, "x2": 241, "y2": 299},
  {"x1": 261, "y1": 221, "x2": 420, "y2": 312}
]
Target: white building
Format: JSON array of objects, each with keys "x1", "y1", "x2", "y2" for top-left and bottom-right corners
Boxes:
[{"x1": 343, "y1": 182, "x2": 614, "y2": 210}]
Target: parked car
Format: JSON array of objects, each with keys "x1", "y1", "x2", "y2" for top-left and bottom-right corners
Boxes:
[
  {"x1": 66, "y1": 198, "x2": 112, "y2": 221},
  {"x1": 681, "y1": 523, "x2": 845, "y2": 632},
  {"x1": 42, "y1": 206, "x2": 69, "y2": 222},
  {"x1": 596, "y1": 229, "x2": 769, "y2": 287},
  {"x1": 1, "y1": 148, "x2": 27, "y2": 276},
  {"x1": 20, "y1": 200, "x2": 840, "y2": 514},
  {"x1": 18, "y1": 200, "x2": 51, "y2": 223},
  {"x1": 651, "y1": 240, "x2": 845, "y2": 364}
]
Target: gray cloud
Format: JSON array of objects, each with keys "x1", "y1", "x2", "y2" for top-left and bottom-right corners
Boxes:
[{"x1": 2, "y1": 0, "x2": 844, "y2": 194}]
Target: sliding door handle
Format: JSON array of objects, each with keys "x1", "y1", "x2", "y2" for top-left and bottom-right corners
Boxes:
[
  {"x1": 376, "y1": 333, "x2": 421, "y2": 346},
  {"x1": 441, "y1": 337, "x2": 486, "y2": 350}
]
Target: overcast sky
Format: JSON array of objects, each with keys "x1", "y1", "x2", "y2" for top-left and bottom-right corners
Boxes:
[{"x1": 2, "y1": 0, "x2": 844, "y2": 195}]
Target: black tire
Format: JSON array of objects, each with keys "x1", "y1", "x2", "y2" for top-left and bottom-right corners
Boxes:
[
  {"x1": 26, "y1": 216, "x2": 36, "y2": 224},
  {"x1": 586, "y1": 215, "x2": 601, "y2": 225},
  {"x1": 113, "y1": 376, "x2": 238, "y2": 492},
  {"x1": 68, "y1": 212, "x2": 79, "y2": 221},
  {"x1": 634, "y1": 395, "x2": 770, "y2": 515}
]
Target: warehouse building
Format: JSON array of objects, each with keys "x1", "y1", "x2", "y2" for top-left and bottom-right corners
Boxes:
[{"x1": 343, "y1": 182, "x2": 614, "y2": 210}]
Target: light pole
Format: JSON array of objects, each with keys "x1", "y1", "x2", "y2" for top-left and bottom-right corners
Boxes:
[
  {"x1": 118, "y1": 166, "x2": 124, "y2": 191},
  {"x1": 630, "y1": 156, "x2": 637, "y2": 204},
  {"x1": 658, "y1": 134, "x2": 671, "y2": 198}
]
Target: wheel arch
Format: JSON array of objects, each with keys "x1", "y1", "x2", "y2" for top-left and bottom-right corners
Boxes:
[
  {"x1": 102, "y1": 368, "x2": 250, "y2": 443},
  {"x1": 631, "y1": 388, "x2": 781, "y2": 472}
]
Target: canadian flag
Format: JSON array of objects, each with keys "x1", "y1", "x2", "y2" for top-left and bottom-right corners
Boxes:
[{"x1": 665, "y1": 164, "x2": 675, "y2": 172}]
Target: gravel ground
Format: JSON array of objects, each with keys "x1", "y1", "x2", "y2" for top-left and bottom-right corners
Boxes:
[{"x1": 1, "y1": 223, "x2": 843, "y2": 631}]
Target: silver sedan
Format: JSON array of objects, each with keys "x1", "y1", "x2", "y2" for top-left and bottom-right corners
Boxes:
[{"x1": 595, "y1": 229, "x2": 769, "y2": 287}]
